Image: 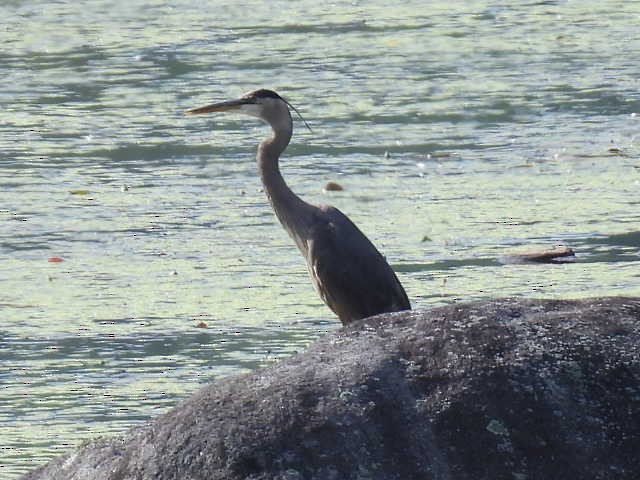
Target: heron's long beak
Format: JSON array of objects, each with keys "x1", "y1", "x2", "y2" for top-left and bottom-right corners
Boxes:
[{"x1": 185, "y1": 98, "x2": 248, "y2": 115}]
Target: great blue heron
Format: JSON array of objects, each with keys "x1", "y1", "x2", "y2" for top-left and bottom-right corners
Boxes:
[{"x1": 186, "y1": 89, "x2": 410, "y2": 325}]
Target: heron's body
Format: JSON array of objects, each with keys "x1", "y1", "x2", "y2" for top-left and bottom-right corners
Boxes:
[{"x1": 187, "y1": 89, "x2": 410, "y2": 325}]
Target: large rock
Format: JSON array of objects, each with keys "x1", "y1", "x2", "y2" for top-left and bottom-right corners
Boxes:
[{"x1": 25, "y1": 297, "x2": 640, "y2": 480}]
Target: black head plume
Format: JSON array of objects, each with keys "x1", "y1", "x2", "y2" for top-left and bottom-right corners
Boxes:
[{"x1": 243, "y1": 89, "x2": 312, "y2": 133}]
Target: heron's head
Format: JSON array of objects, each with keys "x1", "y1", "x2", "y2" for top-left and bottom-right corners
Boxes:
[{"x1": 186, "y1": 89, "x2": 291, "y2": 129}]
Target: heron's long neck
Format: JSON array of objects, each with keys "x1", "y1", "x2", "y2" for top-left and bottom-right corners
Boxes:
[{"x1": 257, "y1": 123, "x2": 313, "y2": 251}]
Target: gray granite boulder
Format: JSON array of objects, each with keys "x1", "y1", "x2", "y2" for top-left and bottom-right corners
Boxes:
[{"x1": 25, "y1": 297, "x2": 640, "y2": 480}]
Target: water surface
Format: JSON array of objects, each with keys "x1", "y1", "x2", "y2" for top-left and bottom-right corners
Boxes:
[{"x1": 1, "y1": 1, "x2": 639, "y2": 476}]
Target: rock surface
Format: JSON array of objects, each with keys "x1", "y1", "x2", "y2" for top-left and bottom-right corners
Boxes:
[{"x1": 25, "y1": 297, "x2": 640, "y2": 480}]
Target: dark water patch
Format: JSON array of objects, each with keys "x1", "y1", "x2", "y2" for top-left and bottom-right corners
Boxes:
[
  {"x1": 155, "y1": 54, "x2": 199, "y2": 77},
  {"x1": 134, "y1": 47, "x2": 201, "y2": 77},
  {"x1": 591, "y1": 231, "x2": 640, "y2": 248},
  {"x1": 565, "y1": 231, "x2": 640, "y2": 249},
  {"x1": 563, "y1": 232, "x2": 640, "y2": 263},
  {"x1": 232, "y1": 20, "x2": 437, "y2": 37},
  {"x1": 35, "y1": 82, "x2": 107, "y2": 104},
  {"x1": 286, "y1": 141, "x2": 505, "y2": 157},
  {"x1": 396, "y1": 257, "x2": 500, "y2": 273},
  {"x1": 111, "y1": 220, "x2": 223, "y2": 239},
  {"x1": 545, "y1": 85, "x2": 639, "y2": 116},
  {"x1": 576, "y1": 248, "x2": 639, "y2": 264},
  {"x1": 86, "y1": 142, "x2": 232, "y2": 164},
  {"x1": 474, "y1": 219, "x2": 544, "y2": 227},
  {"x1": 3, "y1": 46, "x2": 110, "y2": 70},
  {"x1": 1, "y1": 326, "x2": 308, "y2": 367},
  {"x1": 0, "y1": 232, "x2": 68, "y2": 253},
  {"x1": 331, "y1": 109, "x2": 534, "y2": 127}
]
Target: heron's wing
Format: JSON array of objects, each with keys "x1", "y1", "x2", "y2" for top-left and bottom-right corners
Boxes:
[{"x1": 307, "y1": 206, "x2": 410, "y2": 323}]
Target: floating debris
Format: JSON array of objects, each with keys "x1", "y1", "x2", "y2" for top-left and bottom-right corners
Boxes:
[
  {"x1": 69, "y1": 190, "x2": 89, "y2": 195},
  {"x1": 574, "y1": 148, "x2": 627, "y2": 158},
  {"x1": 195, "y1": 321, "x2": 208, "y2": 328},
  {"x1": 47, "y1": 257, "x2": 64, "y2": 263},
  {"x1": 323, "y1": 181, "x2": 344, "y2": 192},
  {"x1": 499, "y1": 246, "x2": 575, "y2": 265}
]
